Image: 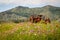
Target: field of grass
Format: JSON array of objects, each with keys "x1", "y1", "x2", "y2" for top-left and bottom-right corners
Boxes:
[{"x1": 0, "y1": 21, "x2": 60, "y2": 40}]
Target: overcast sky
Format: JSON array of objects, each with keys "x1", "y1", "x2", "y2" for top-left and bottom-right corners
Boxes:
[{"x1": 0, "y1": 0, "x2": 60, "y2": 12}]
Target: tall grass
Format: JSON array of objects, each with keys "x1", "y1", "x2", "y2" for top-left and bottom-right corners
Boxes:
[{"x1": 0, "y1": 21, "x2": 60, "y2": 40}]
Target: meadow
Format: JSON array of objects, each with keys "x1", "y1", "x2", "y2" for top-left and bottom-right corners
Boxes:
[{"x1": 0, "y1": 21, "x2": 60, "y2": 40}]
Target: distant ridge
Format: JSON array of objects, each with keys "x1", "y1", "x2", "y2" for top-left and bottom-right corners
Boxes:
[
  {"x1": 16, "y1": 6, "x2": 29, "y2": 8},
  {"x1": 0, "y1": 5, "x2": 60, "y2": 22}
]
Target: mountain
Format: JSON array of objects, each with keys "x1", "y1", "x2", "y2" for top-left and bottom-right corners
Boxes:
[{"x1": 0, "y1": 5, "x2": 60, "y2": 22}]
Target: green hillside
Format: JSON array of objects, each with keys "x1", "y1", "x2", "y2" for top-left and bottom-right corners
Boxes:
[{"x1": 0, "y1": 5, "x2": 60, "y2": 22}]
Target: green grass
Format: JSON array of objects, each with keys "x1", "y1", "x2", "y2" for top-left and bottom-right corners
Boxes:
[
  {"x1": 0, "y1": 22, "x2": 16, "y2": 32},
  {"x1": 0, "y1": 22, "x2": 60, "y2": 40}
]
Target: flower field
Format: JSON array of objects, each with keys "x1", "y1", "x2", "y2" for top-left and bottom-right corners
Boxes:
[{"x1": 0, "y1": 21, "x2": 60, "y2": 40}]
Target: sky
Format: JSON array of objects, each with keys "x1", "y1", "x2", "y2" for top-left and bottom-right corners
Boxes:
[{"x1": 0, "y1": 0, "x2": 60, "y2": 12}]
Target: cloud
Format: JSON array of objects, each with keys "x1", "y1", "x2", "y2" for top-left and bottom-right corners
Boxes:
[
  {"x1": 0, "y1": 0, "x2": 60, "y2": 5},
  {"x1": 0, "y1": 0, "x2": 60, "y2": 7}
]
